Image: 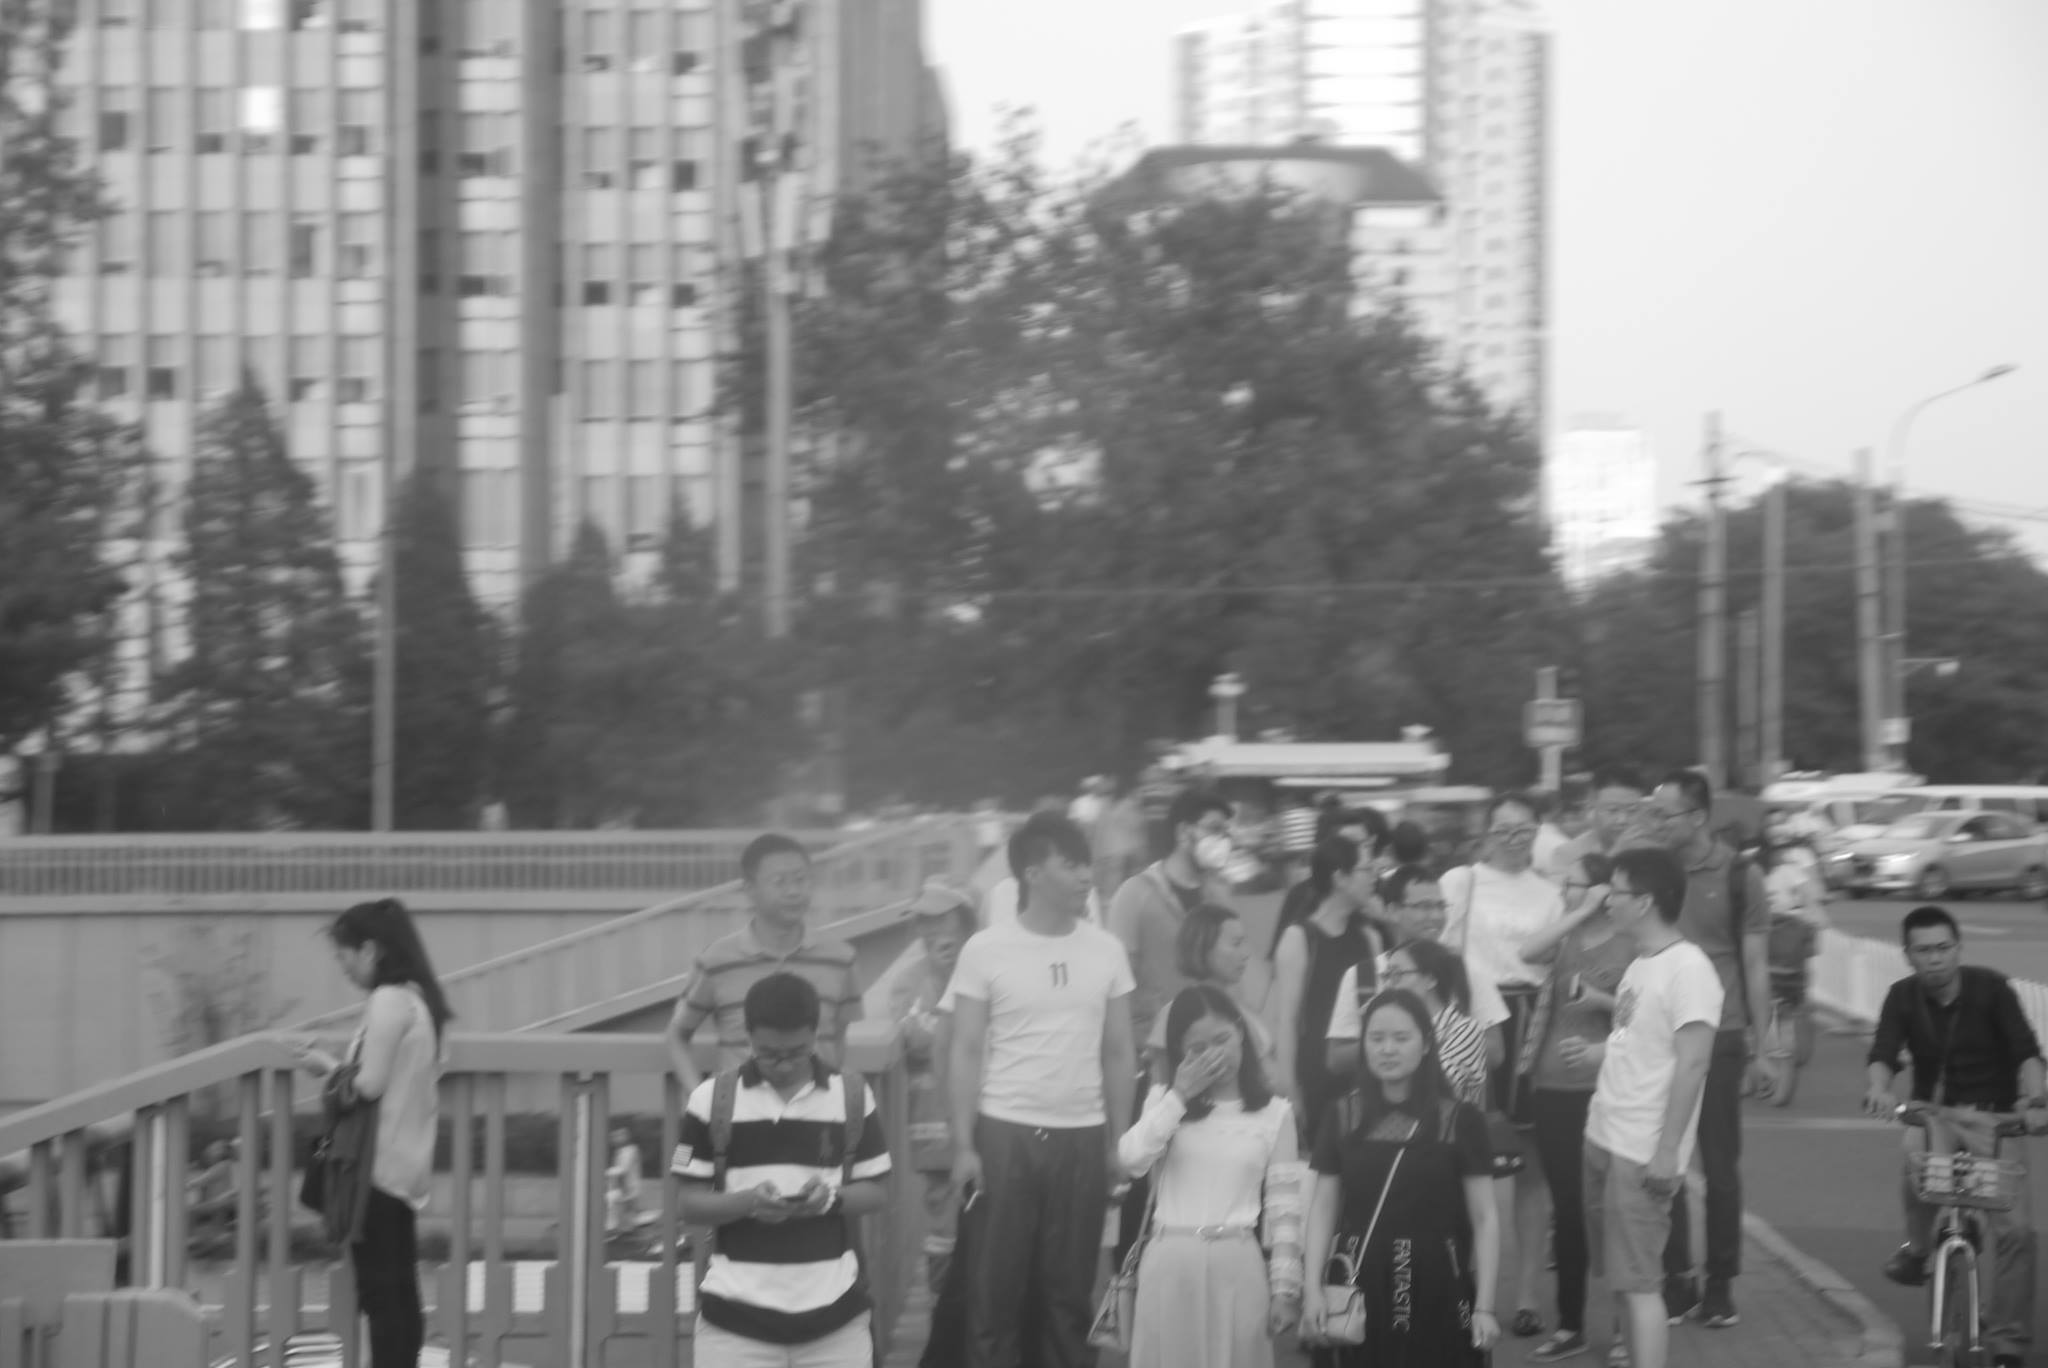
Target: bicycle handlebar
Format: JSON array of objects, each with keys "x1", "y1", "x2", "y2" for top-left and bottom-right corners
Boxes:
[{"x1": 1896, "y1": 1102, "x2": 2032, "y2": 1139}]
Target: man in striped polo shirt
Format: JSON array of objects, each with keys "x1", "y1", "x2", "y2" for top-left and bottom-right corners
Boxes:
[
  {"x1": 668, "y1": 833, "x2": 864, "y2": 1096},
  {"x1": 677, "y1": 973, "x2": 893, "y2": 1366}
]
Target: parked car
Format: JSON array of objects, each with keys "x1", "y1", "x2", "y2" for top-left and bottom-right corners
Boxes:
[{"x1": 1840, "y1": 811, "x2": 2048, "y2": 900}]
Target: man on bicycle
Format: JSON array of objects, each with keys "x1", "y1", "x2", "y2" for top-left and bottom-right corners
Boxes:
[{"x1": 1862, "y1": 904, "x2": 2048, "y2": 1367}]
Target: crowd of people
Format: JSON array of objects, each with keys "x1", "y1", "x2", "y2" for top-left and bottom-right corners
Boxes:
[{"x1": 279, "y1": 765, "x2": 2048, "y2": 1368}]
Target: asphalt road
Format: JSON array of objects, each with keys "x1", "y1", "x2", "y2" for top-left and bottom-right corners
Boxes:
[{"x1": 1747, "y1": 902, "x2": 2048, "y2": 1367}]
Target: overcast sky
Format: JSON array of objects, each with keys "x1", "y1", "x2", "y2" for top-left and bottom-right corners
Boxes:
[{"x1": 925, "y1": 0, "x2": 2048, "y2": 555}]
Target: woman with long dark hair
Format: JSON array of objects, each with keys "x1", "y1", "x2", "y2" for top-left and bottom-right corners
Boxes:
[
  {"x1": 1271, "y1": 836, "x2": 1389, "y2": 1143},
  {"x1": 1119, "y1": 985, "x2": 1304, "y2": 1368},
  {"x1": 291, "y1": 898, "x2": 451, "y2": 1368},
  {"x1": 1145, "y1": 904, "x2": 1278, "y2": 1088},
  {"x1": 1301, "y1": 989, "x2": 1499, "y2": 1366}
]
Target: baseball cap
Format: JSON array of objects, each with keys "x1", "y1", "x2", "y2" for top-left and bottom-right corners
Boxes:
[{"x1": 907, "y1": 877, "x2": 976, "y2": 920}]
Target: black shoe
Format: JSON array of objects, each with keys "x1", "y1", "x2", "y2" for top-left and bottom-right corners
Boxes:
[
  {"x1": 1699, "y1": 1283, "x2": 1739, "y2": 1329},
  {"x1": 1881, "y1": 1245, "x2": 1928, "y2": 1287},
  {"x1": 1662, "y1": 1275, "x2": 1700, "y2": 1325}
]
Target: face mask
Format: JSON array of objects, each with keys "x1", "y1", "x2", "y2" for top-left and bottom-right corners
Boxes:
[{"x1": 1194, "y1": 833, "x2": 1234, "y2": 872}]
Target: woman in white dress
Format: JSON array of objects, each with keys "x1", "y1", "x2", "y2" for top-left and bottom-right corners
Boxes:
[{"x1": 1120, "y1": 983, "x2": 1306, "y2": 1368}]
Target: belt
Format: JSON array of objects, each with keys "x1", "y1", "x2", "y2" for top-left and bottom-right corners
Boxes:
[{"x1": 1152, "y1": 1224, "x2": 1258, "y2": 1241}]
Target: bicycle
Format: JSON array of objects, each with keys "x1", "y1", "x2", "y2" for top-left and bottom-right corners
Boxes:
[{"x1": 1897, "y1": 1102, "x2": 2030, "y2": 1368}]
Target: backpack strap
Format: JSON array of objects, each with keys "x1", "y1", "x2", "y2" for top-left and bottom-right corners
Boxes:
[
  {"x1": 839, "y1": 1071, "x2": 868, "y2": 1185},
  {"x1": 708, "y1": 1069, "x2": 742, "y2": 1192},
  {"x1": 1728, "y1": 853, "x2": 1753, "y2": 1028}
]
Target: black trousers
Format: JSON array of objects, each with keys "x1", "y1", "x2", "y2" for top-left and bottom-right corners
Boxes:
[
  {"x1": 350, "y1": 1189, "x2": 424, "y2": 1368},
  {"x1": 1664, "y1": 1028, "x2": 1746, "y2": 1288},
  {"x1": 1529, "y1": 1088, "x2": 1594, "y2": 1334},
  {"x1": 966, "y1": 1117, "x2": 1108, "y2": 1368}
]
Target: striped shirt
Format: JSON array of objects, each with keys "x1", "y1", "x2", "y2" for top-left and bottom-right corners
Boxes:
[
  {"x1": 680, "y1": 923, "x2": 863, "y2": 1070},
  {"x1": 672, "y1": 1060, "x2": 893, "y2": 1344},
  {"x1": 1435, "y1": 1006, "x2": 1490, "y2": 1108}
]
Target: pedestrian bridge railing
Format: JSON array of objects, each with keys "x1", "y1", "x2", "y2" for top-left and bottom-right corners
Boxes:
[
  {"x1": 1809, "y1": 927, "x2": 2048, "y2": 1045},
  {"x1": 0, "y1": 1027, "x2": 923, "y2": 1368},
  {"x1": 293, "y1": 816, "x2": 980, "y2": 1035}
]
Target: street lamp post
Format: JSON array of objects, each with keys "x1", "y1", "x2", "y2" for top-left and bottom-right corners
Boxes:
[
  {"x1": 1209, "y1": 672, "x2": 1247, "y2": 741},
  {"x1": 1882, "y1": 365, "x2": 2017, "y2": 769}
]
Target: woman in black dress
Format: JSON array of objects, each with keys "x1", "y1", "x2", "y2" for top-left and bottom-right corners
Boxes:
[
  {"x1": 1301, "y1": 988, "x2": 1501, "y2": 1367},
  {"x1": 1269, "y1": 834, "x2": 1391, "y2": 1146}
]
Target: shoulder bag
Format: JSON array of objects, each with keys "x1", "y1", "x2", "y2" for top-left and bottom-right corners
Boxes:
[
  {"x1": 1089, "y1": 1142, "x2": 1164, "y2": 1354},
  {"x1": 1320, "y1": 1144, "x2": 1404, "y2": 1346}
]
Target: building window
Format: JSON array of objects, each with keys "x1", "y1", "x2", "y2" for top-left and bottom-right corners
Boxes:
[
  {"x1": 104, "y1": 0, "x2": 139, "y2": 22},
  {"x1": 459, "y1": 111, "x2": 513, "y2": 177},
  {"x1": 290, "y1": 0, "x2": 328, "y2": 28},
  {"x1": 627, "y1": 9, "x2": 660, "y2": 69},
  {"x1": 457, "y1": 229, "x2": 512, "y2": 296},
  {"x1": 194, "y1": 211, "x2": 230, "y2": 275},
  {"x1": 628, "y1": 126, "x2": 661, "y2": 189},
  {"x1": 240, "y1": 0, "x2": 282, "y2": 27},
  {"x1": 240, "y1": 86, "x2": 282, "y2": 153},
  {"x1": 338, "y1": 90, "x2": 376, "y2": 156},
  {"x1": 580, "y1": 359, "x2": 615, "y2": 419},
  {"x1": 197, "y1": 0, "x2": 233, "y2": 26},
  {"x1": 290, "y1": 89, "x2": 325, "y2": 154},
  {"x1": 146, "y1": 210, "x2": 181, "y2": 277},
  {"x1": 241, "y1": 211, "x2": 277, "y2": 274},
  {"x1": 582, "y1": 10, "x2": 613, "y2": 69},
  {"x1": 97, "y1": 336, "x2": 135, "y2": 399},
  {"x1": 582, "y1": 127, "x2": 616, "y2": 188},
  {"x1": 462, "y1": 469, "x2": 518, "y2": 547},
  {"x1": 418, "y1": 0, "x2": 439, "y2": 49},
  {"x1": 338, "y1": 336, "x2": 376, "y2": 403},
  {"x1": 672, "y1": 128, "x2": 705, "y2": 191},
  {"x1": 338, "y1": 460, "x2": 382, "y2": 542},
  {"x1": 461, "y1": 349, "x2": 512, "y2": 409},
  {"x1": 98, "y1": 213, "x2": 135, "y2": 274},
  {"x1": 338, "y1": 212, "x2": 376, "y2": 278},
  {"x1": 670, "y1": 358, "x2": 708, "y2": 417},
  {"x1": 196, "y1": 89, "x2": 230, "y2": 153},
  {"x1": 146, "y1": 88, "x2": 181, "y2": 153},
  {"x1": 628, "y1": 244, "x2": 660, "y2": 306},
  {"x1": 289, "y1": 216, "x2": 320, "y2": 278},
  {"x1": 418, "y1": 109, "x2": 439, "y2": 174},
  {"x1": 99, "y1": 92, "x2": 133, "y2": 151},
  {"x1": 338, "y1": 0, "x2": 374, "y2": 31},
  {"x1": 146, "y1": 335, "x2": 180, "y2": 400},
  {"x1": 419, "y1": 228, "x2": 439, "y2": 293},
  {"x1": 581, "y1": 244, "x2": 613, "y2": 305},
  {"x1": 289, "y1": 336, "x2": 323, "y2": 401},
  {"x1": 196, "y1": 335, "x2": 234, "y2": 397},
  {"x1": 627, "y1": 359, "x2": 659, "y2": 419},
  {"x1": 670, "y1": 243, "x2": 702, "y2": 308},
  {"x1": 626, "y1": 474, "x2": 663, "y2": 541}
]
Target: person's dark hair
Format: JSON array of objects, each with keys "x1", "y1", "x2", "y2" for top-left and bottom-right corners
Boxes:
[
  {"x1": 1485, "y1": 790, "x2": 1539, "y2": 826},
  {"x1": 1901, "y1": 904, "x2": 1961, "y2": 948},
  {"x1": 1614, "y1": 846, "x2": 1686, "y2": 923},
  {"x1": 1344, "y1": 989, "x2": 1456, "y2": 1139},
  {"x1": 1388, "y1": 821, "x2": 1432, "y2": 868},
  {"x1": 1658, "y1": 768, "x2": 1714, "y2": 818},
  {"x1": 328, "y1": 898, "x2": 454, "y2": 1042},
  {"x1": 1307, "y1": 834, "x2": 1363, "y2": 903},
  {"x1": 1591, "y1": 764, "x2": 1649, "y2": 798},
  {"x1": 1394, "y1": 938, "x2": 1472, "y2": 1015},
  {"x1": 1167, "y1": 788, "x2": 1232, "y2": 842},
  {"x1": 1176, "y1": 904, "x2": 1242, "y2": 981},
  {"x1": 740, "y1": 832, "x2": 809, "y2": 882},
  {"x1": 743, "y1": 971, "x2": 822, "y2": 1034},
  {"x1": 1350, "y1": 806, "x2": 1392, "y2": 856},
  {"x1": 1576, "y1": 850, "x2": 1615, "y2": 888},
  {"x1": 1556, "y1": 778, "x2": 1590, "y2": 815},
  {"x1": 1378, "y1": 862, "x2": 1437, "y2": 911},
  {"x1": 1007, "y1": 811, "x2": 1092, "y2": 909},
  {"x1": 1160, "y1": 984, "x2": 1273, "y2": 1120}
]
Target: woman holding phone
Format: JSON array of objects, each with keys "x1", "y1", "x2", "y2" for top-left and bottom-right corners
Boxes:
[
  {"x1": 1513, "y1": 852, "x2": 1635, "y2": 1362},
  {"x1": 1119, "y1": 984, "x2": 1304, "y2": 1368}
]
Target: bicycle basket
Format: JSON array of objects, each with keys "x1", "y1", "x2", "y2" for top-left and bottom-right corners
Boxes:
[{"x1": 1911, "y1": 1151, "x2": 2024, "y2": 1211}]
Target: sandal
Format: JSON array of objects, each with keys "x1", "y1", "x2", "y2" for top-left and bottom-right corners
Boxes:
[{"x1": 1512, "y1": 1308, "x2": 1545, "y2": 1337}]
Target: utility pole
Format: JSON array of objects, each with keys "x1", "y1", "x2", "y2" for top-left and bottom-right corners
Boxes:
[
  {"x1": 1696, "y1": 412, "x2": 1727, "y2": 788},
  {"x1": 1853, "y1": 448, "x2": 1886, "y2": 772},
  {"x1": 1735, "y1": 608, "x2": 1760, "y2": 790},
  {"x1": 1882, "y1": 476, "x2": 1908, "y2": 769},
  {"x1": 1759, "y1": 478, "x2": 1786, "y2": 785},
  {"x1": 1535, "y1": 666, "x2": 1563, "y2": 793}
]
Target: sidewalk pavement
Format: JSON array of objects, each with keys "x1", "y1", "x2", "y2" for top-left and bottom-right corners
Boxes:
[{"x1": 882, "y1": 1217, "x2": 1901, "y2": 1368}]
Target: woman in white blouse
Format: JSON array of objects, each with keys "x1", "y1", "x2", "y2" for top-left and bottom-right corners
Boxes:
[{"x1": 1119, "y1": 984, "x2": 1305, "y2": 1368}]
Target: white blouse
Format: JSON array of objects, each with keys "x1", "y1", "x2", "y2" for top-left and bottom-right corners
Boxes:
[{"x1": 1442, "y1": 863, "x2": 1564, "y2": 990}]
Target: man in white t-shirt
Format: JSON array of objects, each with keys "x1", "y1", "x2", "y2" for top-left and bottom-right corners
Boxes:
[
  {"x1": 945, "y1": 812, "x2": 1137, "y2": 1368},
  {"x1": 1572, "y1": 847, "x2": 1724, "y2": 1368}
]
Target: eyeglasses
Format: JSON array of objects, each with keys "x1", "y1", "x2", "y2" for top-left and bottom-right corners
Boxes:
[
  {"x1": 1488, "y1": 825, "x2": 1538, "y2": 840},
  {"x1": 753, "y1": 1044, "x2": 814, "y2": 1066},
  {"x1": 1382, "y1": 965, "x2": 1418, "y2": 982},
  {"x1": 1402, "y1": 898, "x2": 1449, "y2": 913}
]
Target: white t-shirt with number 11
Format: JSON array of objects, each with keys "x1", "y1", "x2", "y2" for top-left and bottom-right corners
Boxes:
[{"x1": 940, "y1": 919, "x2": 1136, "y2": 1131}]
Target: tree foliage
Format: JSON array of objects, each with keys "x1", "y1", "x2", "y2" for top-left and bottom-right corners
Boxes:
[
  {"x1": 0, "y1": 0, "x2": 133, "y2": 757},
  {"x1": 391, "y1": 474, "x2": 496, "y2": 828},
  {"x1": 785, "y1": 127, "x2": 1572, "y2": 802},
  {"x1": 156, "y1": 378, "x2": 370, "y2": 828}
]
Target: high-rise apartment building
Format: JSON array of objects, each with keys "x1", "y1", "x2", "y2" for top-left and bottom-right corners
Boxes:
[
  {"x1": 1172, "y1": 0, "x2": 1547, "y2": 431},
  {"x1": 52, "y1": 0, "x2": 943, "y2": 626},
  {"x1": 1550, "y1": 417, "x2": 1658, "y2": 587}
]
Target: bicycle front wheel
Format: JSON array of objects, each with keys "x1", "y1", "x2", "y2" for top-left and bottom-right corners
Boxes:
[{"x1": 1932, "y1": 1241, "x2": 1985, "y2": 1368}]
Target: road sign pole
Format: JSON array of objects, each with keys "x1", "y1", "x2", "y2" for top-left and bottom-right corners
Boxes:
[{"x1": 1537, "y1": 667, "x2": 1562, "y2": 793}]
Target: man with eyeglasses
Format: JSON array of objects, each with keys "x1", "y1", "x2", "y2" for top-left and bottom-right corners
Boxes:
[
  {"x1": 1863, "y1": 905, "x2": 2048, "y2": 1368},
  {"x1": 1552, "y1": 765, "x2": 1651, "y2": 882},
  {"x1": 1638, "y1": 768, "x2": 1774, "y2": 1330}
]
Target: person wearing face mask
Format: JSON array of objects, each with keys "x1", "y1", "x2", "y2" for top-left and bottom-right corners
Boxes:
[
  {"x1": 1109, "y1": 788, "x2": 1239, "y2": 1052},
  {"x1": 1272, "y1": 835, "x2": 1393, "y2": 1149},
  {"x1": 1440, "y1": 792, "x2": 1565, "y2": 1342}
]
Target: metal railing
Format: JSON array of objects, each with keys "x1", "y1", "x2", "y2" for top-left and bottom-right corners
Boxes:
[
  {"x1": 0, "y1": 829, "x2": 847, "y2": 901},
  {"x1": 295, "y1": 816, "x2": 981, "y2": 1034},
  {"x1": 0, "y1": 1027, "x2": 921, "y2": 1368}
]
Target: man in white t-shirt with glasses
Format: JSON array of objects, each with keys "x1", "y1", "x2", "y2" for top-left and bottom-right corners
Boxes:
[{"x1": 945, "y1": 811, "x2": 1138, "y2": 1368}]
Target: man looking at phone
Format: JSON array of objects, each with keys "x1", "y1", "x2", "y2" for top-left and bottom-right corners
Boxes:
[
  {"x1": 946, "y1": 812, "x2": 1138, "y2": 1368},
  {"x1": 675, "y1": 973, "x2": 893, "y2": 1367},
  {"x1": 1863, "y1": 905, "x2": 2048, "y2": 1368}
]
